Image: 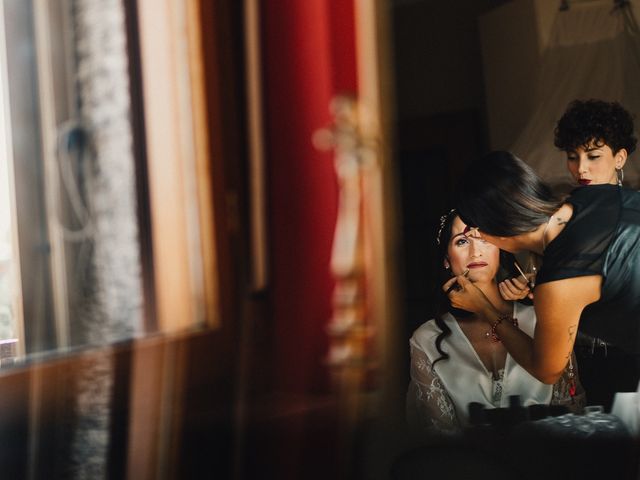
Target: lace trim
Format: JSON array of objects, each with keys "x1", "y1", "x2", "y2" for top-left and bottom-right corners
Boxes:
[
  {"x1": 408, "y1": 344, "x2": 459, "y2": 434},
  {"x1": 491, "y1": 369, "x2": 505, "y2": 407}
]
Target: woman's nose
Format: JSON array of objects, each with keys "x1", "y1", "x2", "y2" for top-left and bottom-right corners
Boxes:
[
  {"x1": 578, "y1": 157, "x2": 589, "y2": 173},
  {"x1": 469, "y1": 240, "x2": 482, "y2": 257}
]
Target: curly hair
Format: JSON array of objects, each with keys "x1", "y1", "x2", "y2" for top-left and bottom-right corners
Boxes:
[{"x1": 554, "y1": 99, "x2": 637, "y2": 155}]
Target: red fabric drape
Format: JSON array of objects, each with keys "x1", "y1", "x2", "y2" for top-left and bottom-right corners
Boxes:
[{"x1": 262, "y1": 0, "x2": 357, "y2": 393}]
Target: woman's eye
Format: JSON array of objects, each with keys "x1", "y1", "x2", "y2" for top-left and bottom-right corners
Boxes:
[
  {"x1": 567, "y1": 156, "x2": 578, "y2": 162},
  {"x1": 588, "y1": 155, "x2": 600, "y2": 160},
  {"x1": 455, "y1": 238, "x2": 468, "y2": 247}
]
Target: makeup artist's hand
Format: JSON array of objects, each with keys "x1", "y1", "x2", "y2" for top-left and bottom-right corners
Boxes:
[
  {"x1": 443, "y1": 274, "x2": 493, "y2": 314},
  {"x1": 499, "y1": 276, "x2": 533, "y2": 301}
]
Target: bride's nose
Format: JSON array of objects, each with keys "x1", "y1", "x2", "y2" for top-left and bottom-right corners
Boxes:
[{"x1": 469, "y1": 239, "x2": 482, "y2": 258}]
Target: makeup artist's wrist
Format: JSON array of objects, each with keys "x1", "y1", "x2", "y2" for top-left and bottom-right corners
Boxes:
[{"x1": 478, "y1": 303, "x2": 501, "y2": 324}]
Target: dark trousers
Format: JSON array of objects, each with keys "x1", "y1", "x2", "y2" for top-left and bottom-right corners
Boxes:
[{"x1": 574, "y1": 341, "x2": 640, "y2": 412}]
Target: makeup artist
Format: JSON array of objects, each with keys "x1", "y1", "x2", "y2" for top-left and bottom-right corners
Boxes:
[{"x1": 449, "y1": 150, "x2": 640, "y2": 412}]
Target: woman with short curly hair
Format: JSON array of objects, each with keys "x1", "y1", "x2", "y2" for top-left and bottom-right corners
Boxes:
[
  {"x1": 552, "y1": 99, "x2": 638, "y2": 409},
  {"x1": 554, "y1": 99, "x2": 636, "y2": 186}
]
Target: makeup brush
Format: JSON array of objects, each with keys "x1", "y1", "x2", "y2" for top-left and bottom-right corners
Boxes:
[{"x1": 513, "y1": 260, "x2": 534, "y2": 290}]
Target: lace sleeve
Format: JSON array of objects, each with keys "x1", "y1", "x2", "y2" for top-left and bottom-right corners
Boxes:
[
  {"x1": 406, "y1": 341, "x2": 460, "y2": 435},
  {"x1": 551, "y1": 351, "x2": 586, "y2": 414}
]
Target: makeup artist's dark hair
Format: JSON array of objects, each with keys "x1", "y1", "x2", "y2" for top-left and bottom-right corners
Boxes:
[
  {"x1": 554, "y1": 99, "x2": 636, "y2": 155},
  {"x1": 431, "y1": 209, "x2": 519, "y2": 366},
  {"x1": 455, "y1": 151, "x2": 561, "y2": 237}
]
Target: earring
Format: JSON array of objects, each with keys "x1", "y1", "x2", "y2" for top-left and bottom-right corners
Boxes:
[{"x1": 616, "y1": 167, "x2": 624, "y2": 186}]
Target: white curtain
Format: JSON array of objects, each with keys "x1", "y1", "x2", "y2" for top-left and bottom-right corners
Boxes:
[{"x1": 511, "y1": 0, "x2": 640, "y2": 191}]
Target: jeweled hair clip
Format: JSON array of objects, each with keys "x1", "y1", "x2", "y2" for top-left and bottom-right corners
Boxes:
[{"x1": 436, "y1": 208, "x2": 456, "y2": 245}]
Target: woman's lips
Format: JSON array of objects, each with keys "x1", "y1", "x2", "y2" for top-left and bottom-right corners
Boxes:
[
  {"x1": 578, "y1": 179, "x2": 591, "y2": 185},
  {"x1": 466, "y1": 262, "x2": 488, "y2": 269}
]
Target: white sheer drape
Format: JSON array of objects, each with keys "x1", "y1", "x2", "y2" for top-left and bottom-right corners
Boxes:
[{"x1": 510, "y1": 0, "x2": 640, "y2": 191}]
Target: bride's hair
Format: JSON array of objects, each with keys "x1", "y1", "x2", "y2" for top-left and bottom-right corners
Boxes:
[{"x1": 432, "y1": 210, "x2": 456, "y2": 366}]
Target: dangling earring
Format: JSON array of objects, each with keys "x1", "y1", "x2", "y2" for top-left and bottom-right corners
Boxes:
[{"x1": 616, "y1": 167, "x2": 624, "y2": 186}]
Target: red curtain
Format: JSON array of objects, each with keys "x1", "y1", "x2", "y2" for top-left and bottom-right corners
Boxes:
[{"x1": 262, "y1": 0, "x2": 357, "y2": 393}]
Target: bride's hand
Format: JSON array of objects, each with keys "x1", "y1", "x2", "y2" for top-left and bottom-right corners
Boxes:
[{"x1": 443, "y1": 274, "x2": 493, "y2": 314}]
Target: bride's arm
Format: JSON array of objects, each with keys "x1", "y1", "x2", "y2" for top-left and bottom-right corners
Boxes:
[{"x1": 406, "y1": 341, "x2": 459, "y2": 434}]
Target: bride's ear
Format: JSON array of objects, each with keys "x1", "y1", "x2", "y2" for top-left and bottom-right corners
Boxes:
[{"x1": 444, "y1": 259, "x2": 450, "y2": 270}]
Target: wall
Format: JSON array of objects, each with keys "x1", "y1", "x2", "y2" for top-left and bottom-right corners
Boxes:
[
  {"x1": 392, "y1": 0, "x2": 512, "y2": 120},
  {"x1": 479, "y1": 0, "x2": 558, "y2": 149}
]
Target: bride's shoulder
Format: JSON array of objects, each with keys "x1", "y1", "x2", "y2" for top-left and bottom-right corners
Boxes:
[{"x1": 411, "y1": 314, "x2": 453, "y2": 346}]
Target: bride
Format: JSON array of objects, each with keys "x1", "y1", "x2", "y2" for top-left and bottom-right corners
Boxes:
[{"x1": 406, "y1": 209, "x2": 583, "y2": 434}]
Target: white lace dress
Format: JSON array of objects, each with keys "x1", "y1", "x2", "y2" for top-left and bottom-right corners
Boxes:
[{"x1": 406, "y1": 302, "x2": 584, "y2": 434}]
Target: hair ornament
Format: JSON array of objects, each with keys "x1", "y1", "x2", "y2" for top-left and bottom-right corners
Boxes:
[{"x1": 436, "y1": 208, "x2": 457, "y2": 245}]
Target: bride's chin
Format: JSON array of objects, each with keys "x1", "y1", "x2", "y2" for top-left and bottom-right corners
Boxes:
[{"x1": 471, "y1": 275, "x2": 495, "y2": 285}]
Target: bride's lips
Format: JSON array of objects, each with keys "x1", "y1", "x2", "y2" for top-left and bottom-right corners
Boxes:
[
  {"x1": 578, "y1": 179, "x2": 591, "y2": 185},
  {"x1": 467, "y1": 262, "x2": 488, "y2": 269}
]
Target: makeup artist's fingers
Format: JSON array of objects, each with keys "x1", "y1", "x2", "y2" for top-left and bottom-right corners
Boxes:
[
  {"x1": 510, "y1": 277, "x2": 528, "y2": 290},
  {"x1": 442, "y1": 277, "x2": 458, "y2": 293},
  {"x1": 499, "y1": 278, "x2": 529, "y2": 300},
  {"x1": 448, "y1": 274, "x2": 493, "y2": 313},
  {"x1": 442, "y1": 269, "x2": 470, "y2": 293},
  {"x1": 498, "y1": 281, "x2": 513, "y2": 300},
  {"x1": 498, "y1": 281, "x2": 520, "y2": 300},
  {"x1": 456, "y1": 272, "x2": 473, "y2": 289}
]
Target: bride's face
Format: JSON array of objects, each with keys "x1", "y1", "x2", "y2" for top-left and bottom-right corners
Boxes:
[{"x1": 446, "y1": 216, "x2": 500, "y2": 284}]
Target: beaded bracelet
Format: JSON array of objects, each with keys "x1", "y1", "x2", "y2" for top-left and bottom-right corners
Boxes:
[{"x1": 488, "y1": 314, "x2": 519, "y2": 343}]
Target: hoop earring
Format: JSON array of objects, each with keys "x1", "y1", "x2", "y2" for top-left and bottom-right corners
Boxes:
[{"x1": 616, "y1": 167, "x2": 624, "y2": 186}]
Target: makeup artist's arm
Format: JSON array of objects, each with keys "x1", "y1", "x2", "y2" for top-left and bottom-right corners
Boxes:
[
  {"x1": 448, "y1": 274, "x2": 601, "y2": 384},
  {"x1": 525, "y1": 276, "x2": 601, "y2": 383},
  {"x1": 443, "y1": 274, "x2": 538, "y2": 367}
]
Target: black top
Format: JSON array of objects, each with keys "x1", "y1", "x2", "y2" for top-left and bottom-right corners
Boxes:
[{"x1": 537, "y1": 184, "x2": 640, "y2": 353}]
